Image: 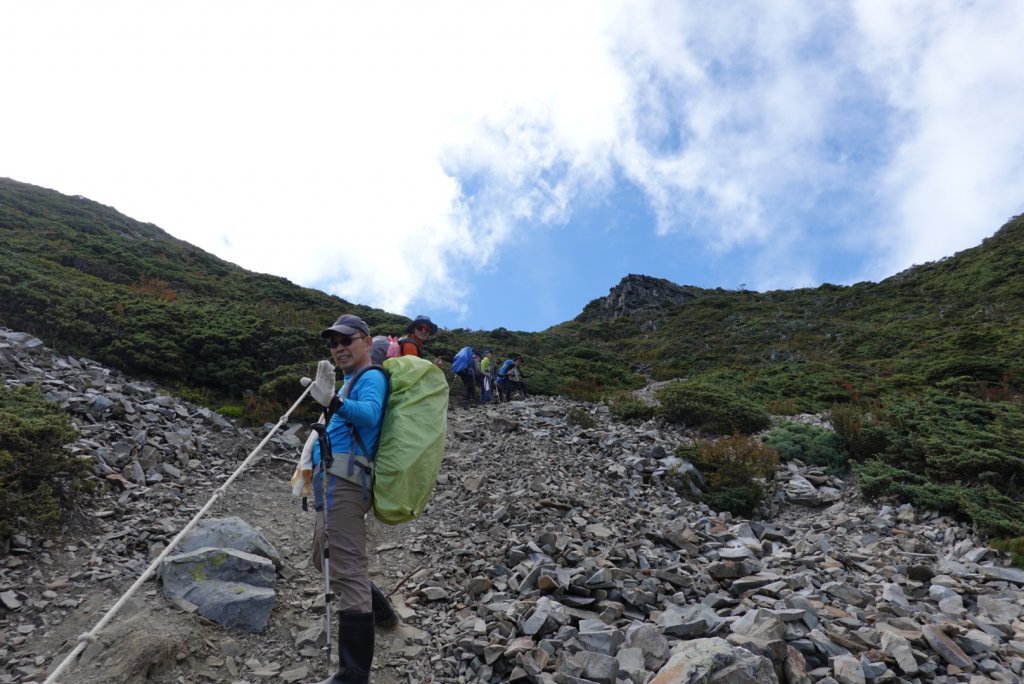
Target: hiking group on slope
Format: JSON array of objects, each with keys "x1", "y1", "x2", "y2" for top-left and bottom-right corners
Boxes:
[
  {"x1": 397, "y1": 317, "x2": 529, "y2": 409},
  {"x1": 449, "y1": 346, "x2": 527, "y2": 409}
]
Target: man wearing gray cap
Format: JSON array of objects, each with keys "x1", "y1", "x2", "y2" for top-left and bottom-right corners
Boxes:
[{"x1": 303, "y1": 313, "x2": 393, "y2": 683}]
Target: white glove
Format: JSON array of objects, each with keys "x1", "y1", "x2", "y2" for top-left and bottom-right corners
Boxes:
[{"x1": 309, "y1": 359, "x2": 338, "y2": 408}]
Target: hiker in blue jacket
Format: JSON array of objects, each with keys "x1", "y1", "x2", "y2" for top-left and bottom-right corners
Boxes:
[
  {"x1": 496, "y1": 355, "x2": 527, "y2": 401},
  {"x1": 451, "y1": 345, "x2": 476, "y2": 410},
  {"x1": 304, "y1": 313, "x2": 398, "y2": 683}
]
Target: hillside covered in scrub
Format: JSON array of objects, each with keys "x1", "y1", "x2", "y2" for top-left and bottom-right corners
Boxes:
[{"x1": 1, "y1": 177, "x2": 1022, "y2": 538}]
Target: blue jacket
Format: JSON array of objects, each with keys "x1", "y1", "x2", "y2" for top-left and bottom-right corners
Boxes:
[{"x1": 312, "y1": 367, "x2": 386, "y2": 509}]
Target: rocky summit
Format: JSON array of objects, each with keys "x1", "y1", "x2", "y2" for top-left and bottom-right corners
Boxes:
[
  {"x1": 578, "y1": 274, "x2": 697, "y2": 327},
  {"x1": 1, "y1": 327, "x2": 1023, "y2": 684}
]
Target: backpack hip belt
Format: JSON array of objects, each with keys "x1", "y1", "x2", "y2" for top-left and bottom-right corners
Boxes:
[{"x1": 325, "y1": 451, "x2": 374, "y2": 499}]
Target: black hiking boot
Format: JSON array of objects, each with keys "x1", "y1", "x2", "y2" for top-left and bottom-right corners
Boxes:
[
  {"x1": 309, "y1": 611, "x2": 374, "y2": 684},
  {"x1": 370, "y1": 582, "x2": 399, "y2": 628}
]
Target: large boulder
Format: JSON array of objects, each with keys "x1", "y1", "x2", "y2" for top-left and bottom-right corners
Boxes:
[
  {"x1": 176, "y1": 516, "x2": 282, "y2": 569},
  {"x1": 161, "y1": 547, "x2": 276, "y2": 633}
]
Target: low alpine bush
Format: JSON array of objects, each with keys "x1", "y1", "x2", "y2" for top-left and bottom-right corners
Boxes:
[
  {"x1": 675, "y1": 435, "x2": 779, "y2": 517},
  {"x1": 657, "y1": 381, "x2": 771, "y2": 435},
  {"x1": 609, "y1": 396, "x2": 656, "y2": 422},
  {"x1": 990, "y1": 537, "x2": 1024, "y2": 569},
  {"x1": 566, "y1": 407, "x2": 597, "y2": 429},
  {"x1": 216, "y1": 405, "x2": 244, "y2": 419},
  {"x1": 764, "y1": 422, "x2": 848, "y2": 474},
  {"x1": 0, "y1": 385, "x2": 90, "y2": 539}
]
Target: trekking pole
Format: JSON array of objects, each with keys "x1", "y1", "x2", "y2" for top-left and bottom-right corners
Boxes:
[{"x1": 310, "y1": 413, "x2": 334, "y2": 676}]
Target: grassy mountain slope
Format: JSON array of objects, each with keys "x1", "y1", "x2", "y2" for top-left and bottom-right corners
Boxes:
[
  {"x1": 558, "y1": 216, "x2": 1024, "y2": 536},
  {"x1": 1, "y1": 177, "x2": 1022, "y2": 536},
  {"x1": 0, "y1": 177, "x2": 410, "y2": 404}
]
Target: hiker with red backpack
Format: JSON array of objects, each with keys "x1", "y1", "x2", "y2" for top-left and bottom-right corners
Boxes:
[{"x1": 397, "y1": 315, "x2": 437, "y2": 357}]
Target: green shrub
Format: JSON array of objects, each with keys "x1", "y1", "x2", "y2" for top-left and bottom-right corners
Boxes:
[
  {"x1": 990, "y1": 537, "x2": 1024, "y2": 569},
  {"x1": 675, "y1": 435, "x2": 779, "y2": 517},
  {"x1": 0, "y1": 385, "x2": 90, "y2": 538},
  {"x1": 560, "y1": 378, "x2": 607, "y2": 403},
  {"x1": 764, "y1": 422, "x2": 848, "y2": 474},
  {"x1": 253, "y1": 365, "x2": 322, "y2": 424},
  {"x1": 657, "y1": 381, "x2": 770, "y2": 435},
  {"x1": 829, "y1": 403, "x2": 890, "y2": 460},
  {"x1": 609, "y1": 396, "x2": 656, "y2": 422},
  {"x1": 216, "y1": 405, "x2": 244, "y2": 419},
  {"x1": 853, "y1": 458, "x2": 1024, "y2": 537},
  {"x1": 765, "y1": 398, "x2": 800, "y2": 415},
  {"x1": 566, "y1": 407, "x2": 597, "y2": 429}
]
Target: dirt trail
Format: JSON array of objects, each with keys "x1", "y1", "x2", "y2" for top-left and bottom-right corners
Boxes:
[{"x1": 27, "y1": 436, "x2": 432, "y2": 684}]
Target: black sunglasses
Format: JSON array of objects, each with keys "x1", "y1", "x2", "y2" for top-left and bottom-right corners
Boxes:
[{"x1": 326, "y1": 334, "x2": 365, "y2": 349}]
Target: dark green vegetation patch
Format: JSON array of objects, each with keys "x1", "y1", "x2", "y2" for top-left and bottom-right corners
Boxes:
[
  {"x1": 765, "y1": 422, "x2": 848, "y2": 475},
  {"x1": 674, "y1": 436, "x2": 779, "y2": 518},
  {"x1": 0, "y1": 385, "x2": 89, "y2": 536},
  {"x1": 656, "y1": 380, "x2": 772, "y2": 435}
]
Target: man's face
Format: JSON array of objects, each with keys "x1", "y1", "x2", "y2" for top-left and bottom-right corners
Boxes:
[
  {"x1": 326, "y1": 332, "x2": 372, "y2": 374},
  {"x1": 412, "y1": 323, "x2": 432, "y2": 341}
]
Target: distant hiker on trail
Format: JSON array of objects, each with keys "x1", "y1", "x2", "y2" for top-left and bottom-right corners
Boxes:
[
  {"x1": 472, "y1": 352, "x2": 484, "y2": 401},
  {"x1": 433, "y1": 355, "x2": 444, "y2": 368},
  {"x1": 497, "y1": 355, "x2": 527, "y2": 401},
  {"x1": 398, "y1": 315, "x2": 437, "y2": 357},
  {"x1": 450, "y1": 345, "x2": 476, "y2": 409},
  {"x1": 300, "y1": 313, "x2": 399, "y2": 683},
  {"x1": 479, "y1": 349, "x2": 494, "y2": 403},
  {"x1": 508, "y1": 357, "x2": 528, "y2": 398}
]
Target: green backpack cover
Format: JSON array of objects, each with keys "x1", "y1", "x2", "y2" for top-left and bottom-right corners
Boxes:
[{"x1": 372, "y1": 355, "x2": 449, "y2": 524}]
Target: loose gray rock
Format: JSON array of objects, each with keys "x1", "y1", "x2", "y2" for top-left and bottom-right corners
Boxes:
[{"x1": 650, "y1": 637, "x2": 778, "y2": 683}]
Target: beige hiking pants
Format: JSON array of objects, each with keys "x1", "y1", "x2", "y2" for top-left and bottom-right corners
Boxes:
[{"x1": 311, "y1": 476, "x2": 373, "y2": 613}]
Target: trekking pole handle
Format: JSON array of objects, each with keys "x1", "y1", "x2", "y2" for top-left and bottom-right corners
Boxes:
[{"x1": 311, "y1": 420, "x2": 333, "y2": 471}]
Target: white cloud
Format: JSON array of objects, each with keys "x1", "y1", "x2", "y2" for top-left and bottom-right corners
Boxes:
[
  {"x1": 852, "y1": 1, "x2": 1024, "y2": 275},
  {"x1": 2, "y1": 1, "x2": 1022, "y2": 321}
]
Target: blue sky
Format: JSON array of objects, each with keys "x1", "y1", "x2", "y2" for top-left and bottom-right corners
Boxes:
[{"x1": 2, "y1": 2, "x2": 1023, "y2": 332}]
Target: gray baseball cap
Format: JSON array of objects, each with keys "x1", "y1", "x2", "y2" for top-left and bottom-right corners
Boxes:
[{"x1": 320, "y1": 314, "x2": 370, "y2": 338}]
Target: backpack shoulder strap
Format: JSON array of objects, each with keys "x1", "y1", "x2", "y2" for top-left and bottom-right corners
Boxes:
[
  {"x1": 397, "y1": 336, "x2": 422, "y2": 355},
  {"x1": 342, "y1": 366, "x2": 391, "y2": 459}
]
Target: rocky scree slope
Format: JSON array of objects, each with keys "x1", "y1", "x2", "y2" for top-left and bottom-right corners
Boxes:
[{"x1": 1, "y1": 328, "x2": 1023, "y2": 683}]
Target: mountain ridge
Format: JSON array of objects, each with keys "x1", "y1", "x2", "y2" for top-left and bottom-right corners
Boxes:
[{"x1": 2, "y1": 177, "x2": 1023, "y2": 537}]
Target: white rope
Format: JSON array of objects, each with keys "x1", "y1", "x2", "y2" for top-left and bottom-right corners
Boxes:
[{"x1": 43, "y1": 383, "x2": 313, "y2": 684}]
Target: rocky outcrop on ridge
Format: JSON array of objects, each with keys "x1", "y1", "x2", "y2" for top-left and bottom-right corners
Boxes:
[
  {"x1": 1, "y1": 327, "x2": 1023, "y2": 684},
  {"x1": 579, "y1": 275, "x2": 697, "y2": 326}
]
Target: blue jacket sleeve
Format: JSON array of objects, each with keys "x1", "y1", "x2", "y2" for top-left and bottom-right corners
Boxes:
[{"x1": 337, "y1": 370, "x2": 387, "y2": 428}]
